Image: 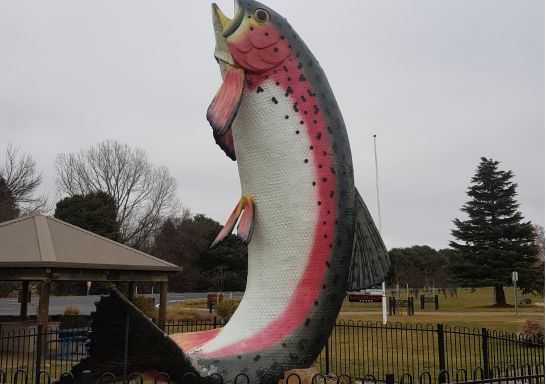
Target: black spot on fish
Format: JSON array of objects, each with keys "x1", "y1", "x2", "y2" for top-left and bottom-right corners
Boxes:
[
  {"x1": 301, "y1": 95, "x2": 307, "y2": 102},
  {"x1": 335, "y1": 220, "x2": 339, "y2": 225},
  {"x1": 323, "y1": 221, "x2": 326, "y2": 225},
  {"x1": 250, "y1": 27, "x2": 254, "y2": 31},
  {"x1": 274, "y1": 47, "x2": 278, "y2": 52},
  {"x1": 318, "y1": 201, "x2": 322, "y2": 206},
  {"x1": 293, "y1": 102, "x2": 299, "y2": 112},
  {"x1": 323, "y1": 151, "x2": 327, "y2": 156},
  {"x1": 316, "y1": 132, "x2": 322, "y2": 140},
  {"x1": 313, "y1": 120, "x2": 317, "y2": 124},
  {"x1": 308, "y1": 89, "x2": 316, "y2": 97},
  {"x1": 310, "y1": 145, "x2": 314, "y2": 150},
  {"x1": 283, "y1": 66, "x2": 288, "y2": 72},
  {"x1": 330, "y1": 190, "x2": 335, "y2": 198},
  {"x1": 271, "y1": 97, "x2": 278, "y2": 104},
  {"x1": 285, "y1": 115, "x2": 289, "y2": 119},
  {"x1": 282, "y1": 343, "x2": 287, "y2": 348},
  {"x1": 331, "y1": 167, "x2": 336, "y2": 174},
  {"x1": 304, "y1": 111, "x2": 308, "y2": 115},
  {"x1": 254, "y1": 355, "x2": 261, "y2": 361},
  {"x1": 327, "y1": 210, "x2": 331, "y2": 214},
  {"x1": 327, "y1": 126, "x2": 333, "y2": 134},
  {"x1": 287, "y1": 76, "x2": 292, "y2": 81},
  {"x1": 295, "y1": 130, "x2": 300, "y2": 135},
  {"x1": 299, "y1": 74, "x2": 306, "y2": 81},
  {"x1": 323, "y1": 234, "x2": 327, "y2": 239},
  {"x1": 322, "y1": 284, "x2": 326, "y2": 289},
  {"x1": 237, "y1": 355, "x2": 242, "y2": 360},
  {"x1": 285, "y1": 87, "x2": 293, "y2": 97},
  {"x1": 312, "y1": 181, "x2": 316, "y2": 186},
  {"x1": 300, "y1": 120, "x2": 304, "y2": 125},
  {"x1": 281, "y1": 35, "x2": 285, "y2": 40},
  {"x1": 304, "y1": 159, "x2": 308, "y2": 163},
  {"x1": 305, "y1": 318, "x2": 311, "y2": 326},
  {"x1": 276, "y1": 81, "x2": 280, "y2": 86},
  {"x1": 256, "y1": 86, "x2": 264, "y2": 93},
  {"x1": 323, "y1": 177, "x2": 327, "y2": 182},
  {"x1": 329, "y1": 243, "x2": 333, "y2": 248},
  {"x1": 315, "y1": 301, "x2": 319, "y2": 306},
  {"x1": 265, "y1": 32, "x2": 269, "y2": 36},
  {"x1": 298, "y1": 62, "x2": 303, "y2": 69},
  {"x1": 319, "y1": 164, "x2": 323, "y2": 169},
  {"x1": 296, "y1": 51, "x2": 300, "y2": 58}
]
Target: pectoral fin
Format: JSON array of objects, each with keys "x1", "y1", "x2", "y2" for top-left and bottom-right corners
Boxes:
[
  {"x1": 347, "y1": 189, "x2": 390, "y2": 290},
  {"x1": 237, "y1": 196, "x2": 255, "y2": 243},
  {"x1": 206, "y1": 66, "x2": 245, "y2": 161},
  {"x1": 211, "y1": 195, "x2": 255, "y2": 247}
]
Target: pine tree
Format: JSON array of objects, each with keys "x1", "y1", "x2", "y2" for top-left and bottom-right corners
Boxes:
[{"x1": 449, "y1": 157, "x2": 539, "y2": 306}]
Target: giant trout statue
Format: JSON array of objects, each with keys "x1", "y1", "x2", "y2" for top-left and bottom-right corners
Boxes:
[{"x1": 63, "y1": 1, "x2": 390, "y2": 382}]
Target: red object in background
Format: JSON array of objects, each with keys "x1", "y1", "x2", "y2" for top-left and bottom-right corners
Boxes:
[{"x1": 348, "y1": 294, "x2": 382, "y2": 303}]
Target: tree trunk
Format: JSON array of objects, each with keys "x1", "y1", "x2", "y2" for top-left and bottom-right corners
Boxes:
[{"x1": 494, "y1": 283, "x2": 507, "y2": 306}]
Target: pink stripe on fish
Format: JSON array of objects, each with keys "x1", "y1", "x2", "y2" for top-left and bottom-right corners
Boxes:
[{"x1": 205, "y1": 54, "x2": 337, "y2": 357}]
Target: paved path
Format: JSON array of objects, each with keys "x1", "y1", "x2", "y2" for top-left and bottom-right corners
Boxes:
[{"x1": 0, "y1": 292, "x2": 243, "y2": 316}]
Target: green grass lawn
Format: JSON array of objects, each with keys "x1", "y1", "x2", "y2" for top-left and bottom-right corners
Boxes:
[{"x1": 339, "y1": 287, "x2": 544, "y2": 333}]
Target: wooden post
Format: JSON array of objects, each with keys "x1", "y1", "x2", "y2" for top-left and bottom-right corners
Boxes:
[
  {"x1": 37, "y1": 280, "x2": 50, "y2": 328},
  {"x1": 128, "y1": 281, "x2": 135, "y2": 302},
  {"x1": 159, "y1": 281, "x2": 167, "y2": 331},
  {"x1": 20, "y1": 281, "x2": 29, "y2": 319}
]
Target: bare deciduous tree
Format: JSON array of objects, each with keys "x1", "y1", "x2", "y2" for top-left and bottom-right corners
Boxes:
[
  {"x1": 0, "y1": 144, "x2": 47, "y2": 214},
  {"x1": 55, "y1": 140, "x2": 179, "y2": 249}
]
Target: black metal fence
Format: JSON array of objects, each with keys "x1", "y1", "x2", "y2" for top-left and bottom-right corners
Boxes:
[
  {"x1": 0, "y1": 364, "x2": 544, "y2": 384},
  {"x1": 0, "y1": 320, "x2": 543, "y2": 383},
  {"x1": 318, "y1": 321, "x2": 544, "y2": 381}
]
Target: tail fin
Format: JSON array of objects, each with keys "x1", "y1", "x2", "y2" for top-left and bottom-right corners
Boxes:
[{"x1": 57, "y1": 289, "x2": 197, "y2": 383}]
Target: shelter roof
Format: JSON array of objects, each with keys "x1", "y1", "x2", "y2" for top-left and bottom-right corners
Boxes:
[{"x1": 0, "y1": 213, "x2": 179, "y2": 272}]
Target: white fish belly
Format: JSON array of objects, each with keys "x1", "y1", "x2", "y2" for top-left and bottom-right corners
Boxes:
[{"x1": 201, "y1": 80, "x2": 319, "y2": 352}]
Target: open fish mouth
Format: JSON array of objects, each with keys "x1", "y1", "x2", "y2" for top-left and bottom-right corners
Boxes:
[{"x1": 212, "y1": 0, "x2": 243, "y2": 69}]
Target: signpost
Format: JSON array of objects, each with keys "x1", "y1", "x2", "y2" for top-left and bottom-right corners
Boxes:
[{"x1": 512, "y1": 271, "x2": 518, "y2": 315}]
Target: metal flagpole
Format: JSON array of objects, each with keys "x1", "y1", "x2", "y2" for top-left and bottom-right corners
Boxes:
[{"x1": 373, "y1": 134, "x2": 387, "y2": 325}]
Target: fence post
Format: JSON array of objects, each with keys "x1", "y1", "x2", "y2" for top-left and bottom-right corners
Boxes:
[
  {"x1": 213, "y1": 316, "x2": 217, "y2": 329},
  {"x1": 420, "y1": 295, "x2": 425, "y2": 310},
  {"x1": 407, "y1": 298, "x2": 411, "y2": 316},
  {"x1": 123, "y1": 314, "x2": 130, "y2": 383},
  {"x1": 434, "y1": 295, "x2": 439, "y2": 310},
  {"x1": 35, "y1": 323, "x2": 43, "y2": 384},
  {"x1": 81, "y1": 370, "x2": 91, "y2": 384},
  {"x1": 386, "y1": 373, "x2": 395, "y2": 384},
  {"x1": 481, "y1": 328, "x2": 490, "y2": 379},
  {"x1": 437, "y1": 324, "x2": 446, "y2": 383},
  {"x1": 325, "y1": 339, "x2": 330, "y2": 375}
]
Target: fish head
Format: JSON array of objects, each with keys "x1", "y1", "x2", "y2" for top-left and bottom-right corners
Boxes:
[{"x1": 212, "y1": 0, "x2": 291, "y2": 75}]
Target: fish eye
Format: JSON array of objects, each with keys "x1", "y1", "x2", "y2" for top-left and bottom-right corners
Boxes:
[{"x1": 253, "y1": 8, "x2": 269, "y2": 23}]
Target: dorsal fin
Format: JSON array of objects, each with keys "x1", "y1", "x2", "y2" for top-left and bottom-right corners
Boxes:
[{"x1": 347, "y1": 188, "x2": 390, "y2": 290}]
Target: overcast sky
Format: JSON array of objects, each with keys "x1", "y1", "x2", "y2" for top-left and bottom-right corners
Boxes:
[{"x1": 0, "y1": 0, "x2": 543, "y2": 250}]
